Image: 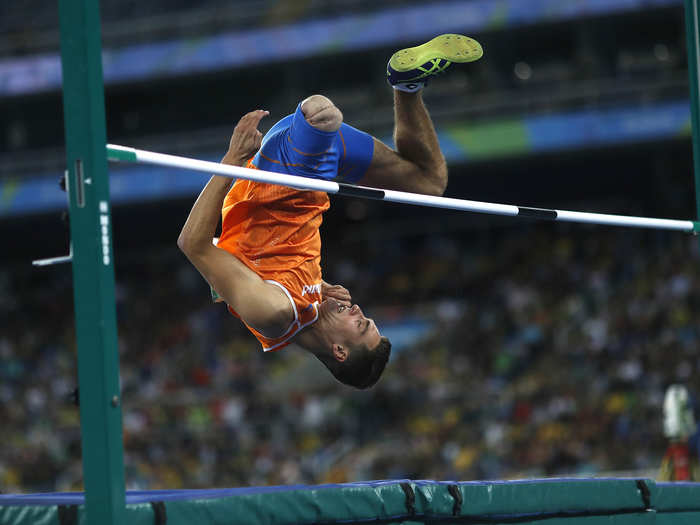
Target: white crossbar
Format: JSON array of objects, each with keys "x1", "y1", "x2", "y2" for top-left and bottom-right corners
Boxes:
[{"x1": 106, "y1": 144, "x2": 698, "y2": 233}]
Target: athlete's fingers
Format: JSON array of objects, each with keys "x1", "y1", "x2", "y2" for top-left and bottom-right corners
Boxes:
[
  {"x1": 253, "y1": 129, "x2": 263, "y2": 149},
  {"x1": 238, "y1": 112, "x2": 266, "y2": 147},
  {"x1": 329, "y1": 294, "x2": 351, "y2": 307},
  {"x1": 224, "y1": 111, "x2": 269, "y2": 166},
  {"x1": 332, "y1": 286, "x2": 351, "y2": 299},
  {"x1": 250, "y1": 109, "x2": 269, "y2": 126},
  {"x1": 325, "y1": 285, "x2": 352, "y2": 305},
  {"x1": 238, "y1": 110, "x2": 269, "y2": 130}
]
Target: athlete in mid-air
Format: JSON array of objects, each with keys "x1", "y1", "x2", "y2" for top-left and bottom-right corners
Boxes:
[{"x1": 178, "y1": 34, "x2": 483, "y2": 388}]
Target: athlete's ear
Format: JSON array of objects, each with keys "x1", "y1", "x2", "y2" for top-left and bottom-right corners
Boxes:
[{"x1": 332, "y1": 344, "x2": 348, "y2": 362}]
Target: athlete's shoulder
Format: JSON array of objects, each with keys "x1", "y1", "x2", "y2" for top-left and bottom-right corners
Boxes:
[{"x1": 262, "y1": 114, "x2": 295, "y2": 145}]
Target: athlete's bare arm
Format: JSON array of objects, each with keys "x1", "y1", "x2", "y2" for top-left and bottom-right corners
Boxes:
[
  {"x1": 178, "y1": 110, "x2": 294, "y2": 337},
  {"x1": 360, "y1": 91, "x2": 447, "y2": 196}
]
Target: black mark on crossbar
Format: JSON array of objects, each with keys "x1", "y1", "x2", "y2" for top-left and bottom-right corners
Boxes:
[
  {"x1": 337, "y1": 183, "x2": 385, "y2": 200},
  {"x1": 74, "y1": 159, "x2": 85, "y2": 208},
  {"x1": 517, "y1": 207, "x2": 557, "y2": 220}
]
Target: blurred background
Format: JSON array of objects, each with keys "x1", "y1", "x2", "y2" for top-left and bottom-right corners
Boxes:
[{"x1": 2, "y1": 0, "x2": 700, "y2": 492}]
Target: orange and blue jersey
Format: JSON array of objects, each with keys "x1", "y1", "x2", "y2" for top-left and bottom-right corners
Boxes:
[{"x1": 215, "y1": 103, "x2": 374, "y2": 351}]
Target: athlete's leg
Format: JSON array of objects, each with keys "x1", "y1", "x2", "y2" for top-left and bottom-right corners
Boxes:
[
  {"x1": 266, "y1": 93, "x2": 371, "y2": 184},
  {"x1": 300, "y1": 94, "x2": 342, "y2": 132},
  {"x1": 358, "y1": 34, "x2": 484, "y2": 196},
  {"x1": 253, "y1": 94, "x2": 354, "y2": 180},
  {"x1": 360, "y1": 90, "x2": 447, "y2": 196}
]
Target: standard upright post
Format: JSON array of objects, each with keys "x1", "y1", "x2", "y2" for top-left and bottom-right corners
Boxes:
[
  {"x1": 684, "y1": 0, "x2": 700, "y2": 229},
  {"x1": 58, "y1": 2, "x2": 125, "y2": 524}
]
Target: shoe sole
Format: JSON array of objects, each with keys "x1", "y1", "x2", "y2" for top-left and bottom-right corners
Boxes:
[{"x1": 389, "y1": 34, "x2": 483, "y2": 72}]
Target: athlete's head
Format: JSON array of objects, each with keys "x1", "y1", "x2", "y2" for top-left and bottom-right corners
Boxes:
[{"x1": 303, "y1": 298, "x2": 391, "y2": 389}]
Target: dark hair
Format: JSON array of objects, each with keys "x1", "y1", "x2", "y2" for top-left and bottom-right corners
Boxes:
[{"x1": 322, "y1": 336, "x2": 392, "y2": 389}]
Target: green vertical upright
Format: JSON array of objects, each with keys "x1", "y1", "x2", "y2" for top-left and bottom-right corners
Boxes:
[
  {"x1": 684, "y1": 0, "x2": 700, "y2": 226},
  {"x1": 58, "y1": 1, "x2": 125, "y2": 524}
]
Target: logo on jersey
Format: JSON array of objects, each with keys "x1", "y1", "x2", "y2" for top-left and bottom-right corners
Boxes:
[{"x1": 301, "y1": 283, "x2": 322, "y2": 296}]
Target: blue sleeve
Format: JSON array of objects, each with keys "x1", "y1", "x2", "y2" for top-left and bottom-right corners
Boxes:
[
  {"x1": 336, "y1": 122, "x2": 374, "y2": 184},
  {"x1": 253, "y1": 103, "x2": 374, "y2": 183},
  {"x1": 287, "y1": 103, "x2": 337, "y2": 156}
]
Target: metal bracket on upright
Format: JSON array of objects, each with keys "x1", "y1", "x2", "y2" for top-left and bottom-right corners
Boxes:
[
  {"x1": 32, "y1": 171, "x2": 73, "y2": 267},
  {"x1": 32, "y1": 243, "x2": 73, "y2": 267}
]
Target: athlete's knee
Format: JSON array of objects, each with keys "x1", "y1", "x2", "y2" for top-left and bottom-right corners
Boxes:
[
  {"x1": 414, "y1": 162, "x2": 448, "y2": 196},
  {"x1": 301, "y1": 94, "x2": 343, "y2": 132},
  {"x1": 432, "y1": 163, "x2": 448, "y2": 196}
]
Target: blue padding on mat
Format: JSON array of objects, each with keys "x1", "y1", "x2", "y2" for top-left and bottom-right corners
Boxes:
[
  {"x1": 9, "y1": 478, "x2": 700, "y2": 525},
  {"x1": 0, "y1": 479, "x2": 413, "y2": 506},
  {"x1": 0, "y1": 477, "x2": 664, "y2": 507}
]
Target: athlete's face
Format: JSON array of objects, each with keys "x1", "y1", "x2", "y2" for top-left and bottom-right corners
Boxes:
[{"x1": 320, "y1": 298, "x2": 382, "y2": 351}]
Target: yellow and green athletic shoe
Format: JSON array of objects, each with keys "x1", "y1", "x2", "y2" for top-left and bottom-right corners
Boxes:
[{"x1": 387, "y1": 34, "x2": 483, "y2": 92}]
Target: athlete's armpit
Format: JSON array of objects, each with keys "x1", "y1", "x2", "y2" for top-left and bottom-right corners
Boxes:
[{"x1": 182, "y1": 243, "x2": 294, "y2": 337}]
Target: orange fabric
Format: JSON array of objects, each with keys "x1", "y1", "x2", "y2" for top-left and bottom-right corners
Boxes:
[{"x1": 216, "y1": 161, "x2": 328, "y2": 351}]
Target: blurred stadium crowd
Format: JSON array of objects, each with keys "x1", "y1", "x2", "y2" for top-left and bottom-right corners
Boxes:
[
  {"x1": 2, "y1": 224, "x2": 698, "y2": 491},
  {"x1": 2, "y1": 0, "x2": 700, "y2": 494},
  {"x1": 1, "y1": 0, "x2": 409, "y2": 55}
]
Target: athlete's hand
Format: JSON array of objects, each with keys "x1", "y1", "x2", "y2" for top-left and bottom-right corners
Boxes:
[
  {"x1": 322, "y1": 280, "x2": 352, "y2": 307},
  {"x1": 222, "y1": 110, "x2": 269, "y2": 166}
]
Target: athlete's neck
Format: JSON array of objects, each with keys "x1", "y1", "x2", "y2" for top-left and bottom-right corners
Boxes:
[{"x1": 294, "y1": 321, "x2": 331, "y2": 358}]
